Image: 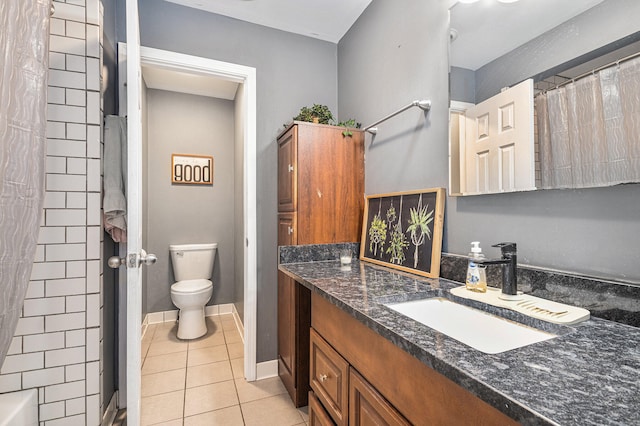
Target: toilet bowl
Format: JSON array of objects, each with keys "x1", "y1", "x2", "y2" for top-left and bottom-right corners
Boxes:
[{"x1": 169, "y1": 243, "x2": 217, "y2": 340}]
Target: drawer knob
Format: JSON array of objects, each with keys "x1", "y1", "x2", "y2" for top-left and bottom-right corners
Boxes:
[{"x1": 319, "y1": 374, "x2": 328, "y2": 382}]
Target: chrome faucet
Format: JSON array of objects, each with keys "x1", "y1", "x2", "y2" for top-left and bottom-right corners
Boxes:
[{"x1": 475, "y1": 242, "x2": 518, "y2": 298}]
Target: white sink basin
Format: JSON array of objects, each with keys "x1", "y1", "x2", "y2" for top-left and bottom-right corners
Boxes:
[{"x1": 385, "y1": 298, "x2": 557, "y2": 354}]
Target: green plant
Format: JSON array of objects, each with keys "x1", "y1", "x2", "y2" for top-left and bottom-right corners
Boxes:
[
  {"x1": 336, "y1": 118, "x2": 362, "y2": 137},
  {"x1": 406, "y1": 194, "x2": 434, "y2": 268},
  {"x1": 386, "y1": 197, "x2": 409, "y2": 265},
  {"x1": 293, "y1": 104, "x2": 334, "y2": 124}
]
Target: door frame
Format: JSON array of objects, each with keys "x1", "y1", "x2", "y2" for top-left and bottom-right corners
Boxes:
[
  {"x1": 119, "y1": 45, "x2": 258, "y2": 385},
  {"x1": 140, "y1": 46, "x2": 259, "y2": 381}
]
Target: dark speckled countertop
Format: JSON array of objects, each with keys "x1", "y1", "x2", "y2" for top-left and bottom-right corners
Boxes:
[{"x1": 279, "y1": 257, "x2": 640, "y2": 426}]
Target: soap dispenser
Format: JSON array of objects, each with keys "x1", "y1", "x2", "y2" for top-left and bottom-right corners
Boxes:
[{"x1": 466, "y1": 241, "x2": 487, "y2": 293}]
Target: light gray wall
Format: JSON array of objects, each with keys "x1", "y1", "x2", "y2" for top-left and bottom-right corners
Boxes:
[
  {"x1": 340, "y1": 0, "x2": 640, "y2": 283},
  {"x1": 449, "y1": 66, "x2": 475, "y2": 104},
  {"x1": 145, "y1": 89, "x2": 236, "y2": 312},
  {"x1": 339, "y1": 0, "x2": 450, "y2": 194},
  {"x1": 474, "y1": 0, "x2": 640, "y2": 102},
  {"x1": 234, "y1": 84, "x2": 245, "y2": 323},
  {"x1": 138, "y1": 0, "x2": 338, "y2": 362}
]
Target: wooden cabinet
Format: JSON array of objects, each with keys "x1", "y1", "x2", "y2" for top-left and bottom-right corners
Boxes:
[
  {"x1": 309, "y1": 391, "x2": 336, "y2": 426},
  {"x1": 310, "y1": 329, "x2": 349, "y2": 425},
  {"x1": 277, "y1": 122, "x2": 364, "y2": 407},
  {"x1": 349, "y1": 369, "x2": 410, "y2": 426},
  {"x1": 311, "y1": 293, "x2": 520, "y2": 426}
]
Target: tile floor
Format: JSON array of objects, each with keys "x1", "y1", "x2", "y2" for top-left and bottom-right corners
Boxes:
[{"x1": 138, "y1": 314, "x2": 308, "y2": 425}]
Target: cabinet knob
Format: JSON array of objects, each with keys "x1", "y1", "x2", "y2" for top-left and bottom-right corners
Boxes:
[
  {"x1": 319, "y1": 374, "x2": 328, "y2": 382},
  {"x1": 288, "y1": 226, "x2": 294, "y2": 235},
  {"x1": 288, "y1": 164, "x2": 294, "y2": 173}
]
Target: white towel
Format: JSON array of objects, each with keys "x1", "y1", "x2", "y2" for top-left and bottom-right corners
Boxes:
[{"x1": 103, "y1": 115, "x2": 127, "y2": 242}]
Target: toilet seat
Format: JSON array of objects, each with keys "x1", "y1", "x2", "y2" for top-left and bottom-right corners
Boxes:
[{"x1": 171, "y1": 279, "x2": 212, "y2": 293}]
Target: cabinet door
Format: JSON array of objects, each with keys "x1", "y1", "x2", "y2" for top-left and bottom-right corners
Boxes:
[
  {"x1": 278, "y1": 272, "x2": 311, "y2": 407},
  {"x1": 278, "y1": 272, "x2": 296, "y2": 400},
  {"x1": 309, "y1": 391, "x2": 337, "y2": 426},
  {"x1": 349, "y1": 369, "x2": 410, "y2": 426},
  {"x1": 278, "y1": 125, "x2": 297, "y2": 212},
  {"x1": 278, "y1": 212, "x2": 297, "y2": 246},
  {"x1": 310, "y1": 329, "x2": 349, "y2": 426},
  {"x1": 463, "y1": 79, "x2": 535, "y2": 195}
]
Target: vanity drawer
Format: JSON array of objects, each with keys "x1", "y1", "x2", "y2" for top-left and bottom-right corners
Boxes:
[
  {"x1": 309, "y1": 391, "x2": 336, "y2": 426},
  {"x1": 310, "y1": 328, "x2": 349, "y2": 426}
]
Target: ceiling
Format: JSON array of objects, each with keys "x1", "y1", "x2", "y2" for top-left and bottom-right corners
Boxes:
[
  {"x1": 449, "y1": 0, "x2": 605, "y2": 71},
  {"x1": 142, "y1": 65, "x2": 239, "y2": 100},
  {"x1": 165, "y1": 0, "x2": 373, "y2": 44}
]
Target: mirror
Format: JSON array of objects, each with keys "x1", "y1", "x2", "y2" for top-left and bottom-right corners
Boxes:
[{"x1": 448, "y1": 0, "x2": 640, "y2": 195}]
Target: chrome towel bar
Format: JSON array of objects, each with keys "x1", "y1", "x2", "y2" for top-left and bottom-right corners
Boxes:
[{"x1": 363, "y1": 99, "x2": 431, "y2": 135}]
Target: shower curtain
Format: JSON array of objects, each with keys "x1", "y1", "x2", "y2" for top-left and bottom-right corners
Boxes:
[
  {"x1": 536, "y1": 55, "x2": 640, "y2": 189},
  {"x1": 0, "y1": 0, "x2": 50, "y2": 367}
]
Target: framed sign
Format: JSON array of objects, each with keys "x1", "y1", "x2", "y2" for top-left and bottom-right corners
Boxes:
[
  {"x1": 360, "y1": 188, "x2": 445, "y2": 278},
  {"x1": 171, "y1": 153, "x2": 213, "y2": 185}
]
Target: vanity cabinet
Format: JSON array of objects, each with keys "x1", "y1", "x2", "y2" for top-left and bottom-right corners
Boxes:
[
  {"x1": 310, "y1": 293, "x2": 519, "y2": 426},
  {"x1": 277, "y1": 122, "x2": 364, "y2": 407}
]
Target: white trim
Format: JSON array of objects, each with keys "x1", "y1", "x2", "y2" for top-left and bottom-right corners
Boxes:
[
  {"x1": 256, "y1": 360, "x2": 279, "y2": 380},
  {"x1": 232, "y1": 304, "x2": 245, "y2": 344},
  {"x1": 137, "y1": 46, "x2": 258, "y2": 383},
  {"x1": 449, "y1": 100, "x2": 475, "y2": 113}
]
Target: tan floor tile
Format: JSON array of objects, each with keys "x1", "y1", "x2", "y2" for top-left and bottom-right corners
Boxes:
[
  {"x1": 298, "y1": 405, "x2": 309, "y2": 422},
  {"x1": 142, "y1": 351, "x2": 187, "y2": 375},
  {"x1": 183, "y1": 404, "x2": 244, "y2": 426},
  {"x1": 141, "y1": 368, "x2": 186, "y2": 397},
  {"x1": 227, "y1": 342, "x2": 244, "y2": 360},
  {"x1": 184, "y1": 380, "x2": 239, "y2": 417},
  {"x1": 140, "y1": 390, "x2": 184, "y2": 425},
  {"x1": 235, "y1": 376, "x2": 287, "y2": 403},
  {"x1": 230, "y1": 357, "x2": 244, "y2": 379},
  {"x1": 142, "y1": 324, "x2": 157, "y2": 342},
  {"x1": 241, "y1": 393, "x2": 305, "y2": 426},
  {"x1": 188, "y1": 345, "x2": 229, "y2": 367},
  {"x1": 150, "y1": 419, "x2": 182, "y2": 426},
  {"x1": 222, "y1": 320, "x2": 238, "y2": 332},
  {"x1": 224, "y1": 329, "x2": 242, "y2": 344},
  {"x1": 147, "y1": 339, "x2": 189, "y2": 357},
  {"x1": 187, "y1": 360, "x2": 233, "y2": 388},
  {"x1": 152, "y1": 323, "x2": 181, "y2": 343},
  {"x1": 188, "y1": 329, "x2": 226, "y2": 350}
]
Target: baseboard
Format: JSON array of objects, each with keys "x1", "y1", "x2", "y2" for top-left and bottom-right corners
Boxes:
[
  {"x1": 101, "y1": 392, "x2": 118, "y2": 426},
  {"x1": 256, "y1": 359, "x2": 278, "y2": 380},
  {"x1": 232, "y1": 304, "x2": 245, "y2": 344},
  {"x1": 145, "y1": 303, "x2": 234, "y2": 326}
]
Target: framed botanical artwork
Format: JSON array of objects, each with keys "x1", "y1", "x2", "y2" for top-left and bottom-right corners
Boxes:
[{"x1": 360, "y1": 188, "x2": 445, "y2": 278}]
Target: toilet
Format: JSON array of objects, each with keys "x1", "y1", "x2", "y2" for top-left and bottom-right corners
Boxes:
[{"x1": 169, "y1": 243, "x2": 217, "y2": 339}]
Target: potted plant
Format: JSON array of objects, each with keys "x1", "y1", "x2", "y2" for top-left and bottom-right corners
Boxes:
[{"x1": 293, "y1": 104, "x2": 334, "y2": 124}]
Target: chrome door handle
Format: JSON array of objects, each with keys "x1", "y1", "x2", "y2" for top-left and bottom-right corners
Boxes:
[
  {"x1": 108, "y1": 250, "x2": 157, "y2": 268},
  {"x1": 140, "y1": 252, "x2": 157, "y2": 266},
  {"x1": 139, "y1": 249, "x2": 157, "y2": 266},
  {"x1": 108, "y1": 256, "x2": 126, "y2": 269}
]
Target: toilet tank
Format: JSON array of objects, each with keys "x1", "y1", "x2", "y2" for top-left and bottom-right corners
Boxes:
[{"x1": 169, "y1": 243, "x2": 217, "y2": 281}]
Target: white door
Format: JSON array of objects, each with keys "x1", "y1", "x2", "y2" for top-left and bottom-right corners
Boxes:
[
  {"x1": 124, "y1": 0, "x2": 146, "y2": 424},
  {"x1": 463, "y1": 79, "x2": 535, "y2": 195}
]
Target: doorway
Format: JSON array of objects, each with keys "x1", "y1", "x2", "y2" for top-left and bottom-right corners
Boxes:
[
  {"x1": 142, "y1": 46, "x2": 257, "y2": 380},
  {"x1": 116, "y1": 44, "x2": 258, "y2": 413}
]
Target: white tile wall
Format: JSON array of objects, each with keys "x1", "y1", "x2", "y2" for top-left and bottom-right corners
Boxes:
[{"x1": 0, "y1": 2, "x2": 106, "y2": 423}]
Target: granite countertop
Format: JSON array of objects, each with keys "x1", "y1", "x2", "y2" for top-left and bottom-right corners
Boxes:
[{"x1": 278, "y1": 258, "x2": 640, "y2": 426}]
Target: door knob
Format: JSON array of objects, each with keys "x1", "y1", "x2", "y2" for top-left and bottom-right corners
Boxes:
[
  {"x1": 108, "y1": 256, "x2": 126, "y2": 269},
  {"x1": 140, "y1": 252, "x2": 157, "y2": 265}
]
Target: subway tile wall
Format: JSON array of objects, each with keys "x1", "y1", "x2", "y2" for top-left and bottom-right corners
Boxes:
[{"x1": 0, "y1": 1, "x2": 105, "y2": 425}]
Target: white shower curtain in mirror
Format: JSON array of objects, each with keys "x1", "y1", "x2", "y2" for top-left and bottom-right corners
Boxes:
[
  {"x1": 0, "y1": 0, "x2": 49, "y2": 367},
  {"x1": 537, "y1": 56, "x2": 640, "y2": 189}
]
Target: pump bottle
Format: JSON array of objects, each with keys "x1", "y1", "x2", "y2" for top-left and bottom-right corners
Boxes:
[{"x1": 466, "y1": 241, "x2": 487, "y2": 293}]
